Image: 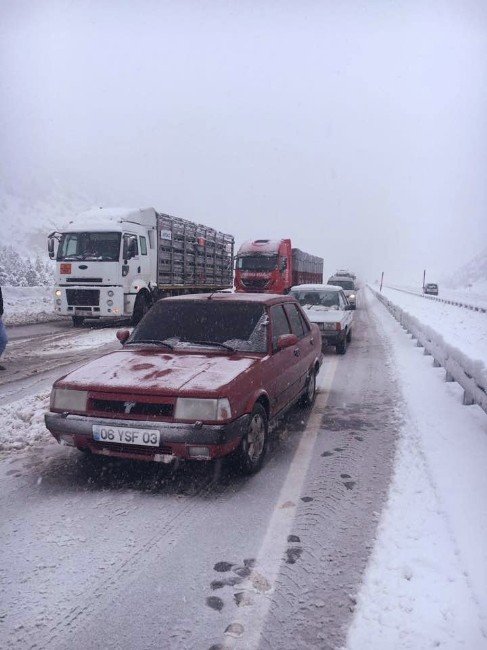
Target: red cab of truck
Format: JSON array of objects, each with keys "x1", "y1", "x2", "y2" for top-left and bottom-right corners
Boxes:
[{"x1": 235, "y1": 239, "x2": 323, "y2": 294}]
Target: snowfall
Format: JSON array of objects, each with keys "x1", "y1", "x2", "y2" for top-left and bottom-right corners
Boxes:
[{"x1": 1, "y1": 284, "x2": 486, "y2": 648}]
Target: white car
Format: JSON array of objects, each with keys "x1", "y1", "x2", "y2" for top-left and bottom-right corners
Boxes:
[{"x1": 289, "y1": 284, "x2": 354, "y2": 355}]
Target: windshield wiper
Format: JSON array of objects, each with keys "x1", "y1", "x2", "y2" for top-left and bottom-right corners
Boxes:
[
  {"x1": 183, "y1": 340, "x2": 236, "y2": 352},
  {"x1": 126, "y1": 339, "x2": 175, "y2": 350}
]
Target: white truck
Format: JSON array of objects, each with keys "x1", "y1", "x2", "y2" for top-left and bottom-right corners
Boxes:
[{"x1": 48, "y1": 207, "x2": 234, "y2": 326}]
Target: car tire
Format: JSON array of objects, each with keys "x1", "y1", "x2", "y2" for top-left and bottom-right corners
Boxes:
[
  {"x1": 72, "y1": 316, "x2": 85, "y2": 327},
  {"x1": 232, "y1": 403, "x2": 268, "y2": 475},
  {"x1": 300, "y1": 370, "x2": 316, "y2": 407},
  {"x1": 336, "y1": 338, "x2": 347, "y2": 355},
  {"x1": 346, "y1": 328, "x2": 352, "y2": 343},
  {"x1": 131, "y1": 293, "x2": 150, "y2": 326}
]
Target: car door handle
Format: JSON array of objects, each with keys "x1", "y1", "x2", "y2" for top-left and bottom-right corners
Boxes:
[{"x1": 294, "y1": 348, "x2": 301, "y2": 357}]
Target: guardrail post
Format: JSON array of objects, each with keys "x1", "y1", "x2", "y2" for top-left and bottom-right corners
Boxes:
[
  {"x1": 445, "y1": 371, "x2": 454, "y2": 382},
  {"x1": 463, "y1": 391, "x2": 474, "y2": 406},
  {"x1": 433, "y1": 358, "x2": 441, "y2": 367}
]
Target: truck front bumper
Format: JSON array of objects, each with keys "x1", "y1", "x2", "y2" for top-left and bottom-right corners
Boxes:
[{"x1": 45, "y1": 412, "x2": 250, "y2": 462}]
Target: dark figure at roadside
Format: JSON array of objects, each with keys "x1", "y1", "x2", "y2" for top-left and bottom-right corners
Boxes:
[{"x1": 0, "y1": 286, "x2": 7, "y2": 370}]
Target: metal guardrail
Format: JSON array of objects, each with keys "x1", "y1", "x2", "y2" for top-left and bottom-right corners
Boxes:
[
  {"x1": 370, "y1": 286, "x2": 487, "y2": 415},
  {"x1": 385, "y1": 285, "x2": 487, "y2": 313}
]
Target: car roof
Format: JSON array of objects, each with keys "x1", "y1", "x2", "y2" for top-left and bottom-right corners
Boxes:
[
  {"x1": 157, "y1": 292, "x2": 296, "y2": 306},
  {"x1": 290, "y1": 284, "x2": 342, "y2": 292}
]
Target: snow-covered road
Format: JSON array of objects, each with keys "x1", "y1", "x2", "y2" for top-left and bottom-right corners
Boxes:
[{"x1": 0, "y1": 291, "x2": 486, "y2": 649}]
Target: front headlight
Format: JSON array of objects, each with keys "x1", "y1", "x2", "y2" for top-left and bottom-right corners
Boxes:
[
  {"x1": 349, "y1": 294, "x2": 356, "y2": 299},
  {"x1": 51, "y1": 388, "x2": 88, "y2": 412},
  {"x1": 55, "y1": 289, "x2": 62, "y2": 297},
  {"x1": 174, "y1": 397, "x2": 232, "y2": 422}
]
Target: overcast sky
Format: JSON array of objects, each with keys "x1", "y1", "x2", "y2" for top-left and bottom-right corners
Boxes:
[{"x1": 1, "y1": 0, "x2": 486, "y2": 282}]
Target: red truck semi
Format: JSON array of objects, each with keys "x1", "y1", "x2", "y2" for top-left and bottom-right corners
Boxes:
[{"x1": 235, "y1": 239, "x2": 323, "y2": 294}]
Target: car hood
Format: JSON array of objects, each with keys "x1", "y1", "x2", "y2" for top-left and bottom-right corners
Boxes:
[
  {"x1": 301, "y1": 306, "x2": 345, "y2": 323},
  {"x1": 57, "y1": 348, "x2": 259, "y2": 396}
]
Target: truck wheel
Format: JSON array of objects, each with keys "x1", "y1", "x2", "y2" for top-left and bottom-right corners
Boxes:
[
  {"x1": 300, "y1": 370, "x2": 316, "y2": 407},
  {"x1": 346, "y1": 328, "x2": 352, "y2": 343},
  {"x1": 336, "y1": 338, "x2": 347, "y2": 355},
  {"x1": 72, "y1": 316, "x2": 85, "y2": 327},
  {"x1": 131, "y1": 293, "x2": 150, "y2": 326},
  {"x1": 231, "y1": 403, "x2": 268, "y2": 475}
]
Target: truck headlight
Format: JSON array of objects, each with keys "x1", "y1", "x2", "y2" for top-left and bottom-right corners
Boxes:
[
  {"x1": 174, "y1": 398, "x2": 232, "y2": 421},
  {"x1": 51, "y1": 388, "x2": 88, "y2": 412},
  {"x1": 349, "y1": 294, "x2": 356, "y2": 299},
  {"x1": 108, "y1": 290, "x2": 114, "y2": 297},
  {"x1": 55, "y1": 289, "x2": 62, "y2": 297}
]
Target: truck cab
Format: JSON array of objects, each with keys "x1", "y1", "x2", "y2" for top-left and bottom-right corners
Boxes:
[
  {"x1": 49, "y1": 207, "x2": 157, "y2": 326},
  {"x1": 235, "y1": 239, "x2": 292, "y2": 293}
]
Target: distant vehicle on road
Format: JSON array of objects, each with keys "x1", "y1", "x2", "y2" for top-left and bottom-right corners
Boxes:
[
  {"x1": 45, "y1": 293, "x2": 322, "y2": 475},
  {"x1": 290, "y1": 284, "x2": 353, "y2": 355},
  {"x1": 335, "y1": 269, "x2": 356, "y2": 280},
  {"x1": 327, "y1": 275, "x2": 358, "y2": 309},
  {"x1": 235, "y1": 238, "x2": 323, "y2": 293},
  {"x1": 424, "y1": 283, "x2": 439, "y2": 296}
]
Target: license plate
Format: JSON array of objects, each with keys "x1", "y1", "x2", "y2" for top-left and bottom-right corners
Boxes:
[{"x1": 92, "y1": 425, "x2": 160, "y2": 447}]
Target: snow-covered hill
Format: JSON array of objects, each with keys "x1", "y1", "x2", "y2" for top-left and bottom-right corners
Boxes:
[
  {"x1": 444, "y1": 247, "x2": 487, "y2": 293},
  {"x1": 0, "y1": 183, "x2": 93, "y2": 257}
]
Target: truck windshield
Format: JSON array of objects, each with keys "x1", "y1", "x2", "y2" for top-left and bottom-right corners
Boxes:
[
  {"x1": 236, "y1": 255, "x2": 278, "y2": 271},
  {"x1": 290, "y1": 290, "x2": 340, "y2": 308},
  {"x1": 328, "y1": 279, "x2": 354, "y2": 290},
  {"x1": 57, "y1": 232, "x2": 121, "y2": 262},
  {"x1": 129, "y1": 300, "x2": 268, "y2": 353}
]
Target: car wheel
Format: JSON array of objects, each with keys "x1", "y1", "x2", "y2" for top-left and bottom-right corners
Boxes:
[
  {"x1": 300, "y1": 370, "x2": 316, "y2": 407},
  {"x1": 131, "y1": 293, "x2": 150, "y2": 326},
  {"x1": 232, "y1": 403, "x2": 268, "y2": 475},
  {"x1": 336, "y1": 338, "x2": 347, "y2": 355},
  {"x1": 72, "y1": 316, "x2": 85, "y2": 327},
  {"x1": 346, "y1": 328, "x2": 352, "y2": 343}
]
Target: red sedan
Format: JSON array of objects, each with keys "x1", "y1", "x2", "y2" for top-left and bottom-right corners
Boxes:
[{"x1": 45, "y1": 293, "x2": 322, "y2": 474}]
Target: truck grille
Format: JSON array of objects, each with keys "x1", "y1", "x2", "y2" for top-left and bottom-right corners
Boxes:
[
  {"x1": 66, "y1": 289, "x2": 100, "y2": 306},
  {"x1": 241, "y1": 278, "x2": 270, "y2": 291}
]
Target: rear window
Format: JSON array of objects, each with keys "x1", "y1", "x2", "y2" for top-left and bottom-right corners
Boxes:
[
  {"x1": 328, "y1": 278, "x2": 354, "y2": 290},
  {"x1": 130, "y1": 300, "x2": 268, "y2": 353}
]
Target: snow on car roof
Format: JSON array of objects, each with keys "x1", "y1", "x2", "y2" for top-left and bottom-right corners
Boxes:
[
  {"x1": 159, "y1": 292, "x2": 296, "y2": 305},
  {"x1": 290, "y1": 284, "x2": 342, "y2": 292}
]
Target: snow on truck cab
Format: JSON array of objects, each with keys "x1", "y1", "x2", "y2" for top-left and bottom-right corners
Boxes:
[
  {"x1": 235, "y1": 238, "x2": 323, "y2": 294},
  {"x1": 48, "y1": 207, "x2": 234, "y2": 327}
]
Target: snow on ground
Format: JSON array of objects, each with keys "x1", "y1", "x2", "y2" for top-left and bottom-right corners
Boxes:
[
  {"x1": 0, "y1": 391, "x2": 52, "y2": 452},
  {"x1": 387, "y1": 283, "x2": 487, "y2": 310},
  {"x1": 381, "y1": 286, "x2": 487, "y2": 369},
  {"x1": 2, "y1": 286, "x2": 60, "y2": 326},
  {"x1": 347, "y1": 288, "x2": 487, "y2": 650}
]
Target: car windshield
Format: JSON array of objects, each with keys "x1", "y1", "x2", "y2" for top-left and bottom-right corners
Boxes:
[
  {"x1": 57, "y1": 232, "x2": 121, "y2": 261},
  {"x1": 290, "y1": 290, "x2": 340, "y2": 308},
  {"x1": 236, "y1": 255, "x2": 278, "y2": 271},
  {"x1": 129, "y1": 300, "x2": 268, "y2": 353},
  {"x1": 328, "y1": 279, "x2": 354, "y2": 290}
]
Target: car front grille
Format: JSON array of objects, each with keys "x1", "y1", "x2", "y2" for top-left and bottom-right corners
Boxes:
[{"x1": 90, "y1": 399, "x2": 174, "y2": 419}]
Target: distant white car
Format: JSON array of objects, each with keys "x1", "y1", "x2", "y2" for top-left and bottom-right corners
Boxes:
[
  {"x1": 327, "y1": 276, "x2": 358, "y2": 309},
  {"x1": 289, "y1": 284, "x2": 354, "y2": 354}
]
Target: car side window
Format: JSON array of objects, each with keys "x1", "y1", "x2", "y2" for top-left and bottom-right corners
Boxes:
[
  {"x1": 339, "y1": 292, "x2": 348, "y2": 309},
  {"x1": 297, "y1": 306, "x2": 311, "y2": 333},
  {"x1": 283, "y1": 303, "x2": 306, "y2": 338},
  {"x1": 270, "y1": 305, "x2": 291, "y2": 351}
]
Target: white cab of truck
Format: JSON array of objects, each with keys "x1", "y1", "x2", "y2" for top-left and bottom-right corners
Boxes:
[{"x1": 48, "y1": 207, "x2": 157, "y2": 327}]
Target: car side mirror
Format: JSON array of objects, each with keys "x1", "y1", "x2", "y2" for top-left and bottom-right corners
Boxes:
[
  {"x1": 116, "y1": 329, "x2": 130, "y2": 344},
  {"x1": 277, "y1": 333, "x2": 298, "y2": 350}
]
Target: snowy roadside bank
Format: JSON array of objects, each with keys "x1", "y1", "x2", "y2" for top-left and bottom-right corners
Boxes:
[
  {"x1": 0, "y1": 391, "x2": 52, "y2": 452},
  {"x1": 2, "y1": 286, "x2": 62, "y2": 326},
  {"x1": 346, "y1": 289, "x2": 487, "y2": 649}
]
